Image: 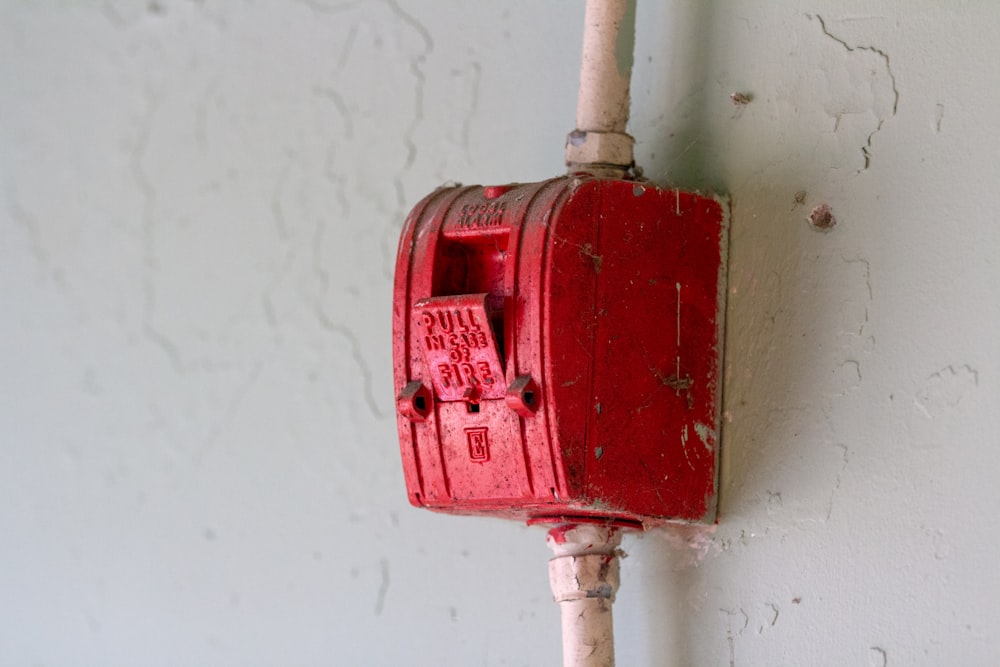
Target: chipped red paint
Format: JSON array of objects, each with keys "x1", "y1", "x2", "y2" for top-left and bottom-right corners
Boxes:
[
  {"x1": 546, "y1": 524, "x2": 577, "y2": 545},
  {"x1": 393, "y1": 175, "x2": 728, "y2": 526}
]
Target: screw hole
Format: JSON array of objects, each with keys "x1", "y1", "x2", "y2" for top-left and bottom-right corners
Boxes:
[
  {"x1": 467, "y1": 402, "x2": 480, "y2": 413},
  {"x1": 414, "y1": 396, "x2": 426, "y2": 412},
  {"x1": 523, "y1": 391, "x2": 535, "y2": 406}
]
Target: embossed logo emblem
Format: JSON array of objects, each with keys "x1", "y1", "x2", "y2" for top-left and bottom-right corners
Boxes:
[{"x1": 465, "y1": 427, "x2": 490, "y2": 463}]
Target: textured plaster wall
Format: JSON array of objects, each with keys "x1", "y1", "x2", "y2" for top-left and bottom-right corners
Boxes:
[{"x1": 2, "y1": 2, "x2": 998, "y2": 665}]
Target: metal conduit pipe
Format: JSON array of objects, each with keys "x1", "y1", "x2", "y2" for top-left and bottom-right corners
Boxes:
[
  {"x1": 565, "y1": 0, "x2": 637, "y2": 177},
  {"x1": 547, "y1": 524, "x2": 624, "y2": 667}
]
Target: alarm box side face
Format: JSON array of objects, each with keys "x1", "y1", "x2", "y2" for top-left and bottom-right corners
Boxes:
[{"x1": 566, "y1": 180, "x2": 728, "y2": 523}]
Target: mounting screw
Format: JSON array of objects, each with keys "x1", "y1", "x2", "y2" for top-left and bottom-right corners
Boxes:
[
  {"x1": 506, "y1": 375, "x2": 540, "y2": 417},
  {"x1": 397, "y1": 381, "x2": 432, "y2": 422}
]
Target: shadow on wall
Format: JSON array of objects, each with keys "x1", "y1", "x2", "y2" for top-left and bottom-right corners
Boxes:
[
  {"x1": 639, "y1": 0, "x2": 724, "y2": 194},
  {"x1": 631, "y1": 4, "x2": 885, "y2": 664},
  {"x1": 629, "y1": 5, "x2": 724, "y2": 660}
]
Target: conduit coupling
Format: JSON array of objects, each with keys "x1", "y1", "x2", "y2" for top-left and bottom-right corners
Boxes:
[{"x1": 547, "y1": 524, "x2": 623, "y2": 667}]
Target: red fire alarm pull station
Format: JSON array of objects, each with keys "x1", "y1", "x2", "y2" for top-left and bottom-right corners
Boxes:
[
  {"x1": 393, "y1": 177, "x2": 727, "y2": 524},
  {"x1": 391, "y1": 1, "x2": 727, "y2": 664}
]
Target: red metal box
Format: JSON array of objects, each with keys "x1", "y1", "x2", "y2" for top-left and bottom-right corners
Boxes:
[{"x1": 393, "y1": 175, "x2": 728, "y2": 525}]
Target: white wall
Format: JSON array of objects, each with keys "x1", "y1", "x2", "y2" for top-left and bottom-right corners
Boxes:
[{"x1": 2, "y1": 2, "x2": 998, "y2": 665}]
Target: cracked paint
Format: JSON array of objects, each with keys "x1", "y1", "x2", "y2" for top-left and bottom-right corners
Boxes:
[
  {"x1": 869, "y1": 646, "x2": 888, "y2": 667},
  {"x1": 826, "y1": 443, "x2": 849, "y2": 521},
  {"x1": 808, "y1": 13, "x2": 899, "y2": 172},
  {"x1": 374, "y1": 557, "x2": 391, "y2": 616},
  {"x1": 2, "y1": 3, "x2": 999, "y2": 666},
  {"x1": 131, "y1": 91, "x2": 185, "y2": 373}
]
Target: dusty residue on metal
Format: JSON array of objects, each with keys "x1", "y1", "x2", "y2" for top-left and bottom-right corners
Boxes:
[
  {"x1": 661, "y1": 374, "x2": 692, "y2": 392},
  {"x1": 586, "y1": 497, "x2": 616, "y2": 512},
  {"x1": 579, "y1": 243, "x2": 603, "y2": 273}
]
